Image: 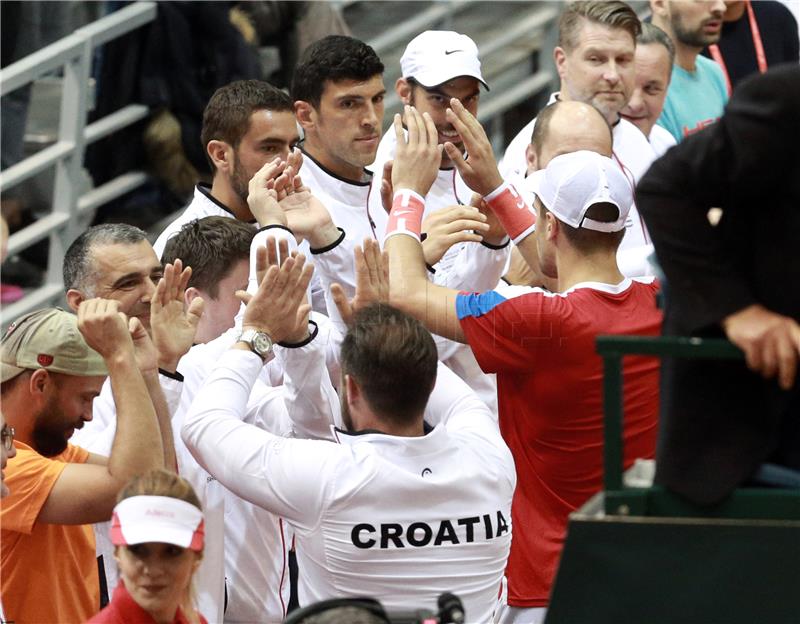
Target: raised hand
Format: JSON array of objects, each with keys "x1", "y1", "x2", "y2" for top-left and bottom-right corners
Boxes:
[
  {"x1": 331, "y1": 238, "x2": 390, "y2": 326},
  {"x1": 151, "y1": 259, "x2": 204, "y2": 373},
  {"x1": 241, "y1": 237, "x2": 315, "y2": 344},
  {"x1": 444, "y1": 98, "x2": 504, "y2": 197},
  {"x1": 470, "y1": 192, "x2": 509, "y2": 245},
  {"x1": 247, "y1": 159, "x2": 289, "y2": 226},
  {"x1": 391, "y1": 105, "x2": 442, "y2": 197},
  {"x1": 380, "y1": 160, "x2": 394, "y2": 214},
  {"x1": 421, "y1": 205, "x2": 490, "y2": 266},
  {"x1": 278, "y1": 177, "x2": 341, "y2": 249},
  {"x1": 128, "y1": 316, "x2": 158, "y2": 374},
  {"x1": 77, "y1": 298, "x2": 134, "y2": 362}
]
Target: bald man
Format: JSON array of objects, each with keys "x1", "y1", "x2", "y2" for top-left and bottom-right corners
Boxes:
[{"x1": 504, "y1": 100, "x2": 613, "y2": 289}]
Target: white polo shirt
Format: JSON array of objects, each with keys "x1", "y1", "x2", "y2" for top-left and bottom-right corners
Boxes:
[
  {"x1": 183, "y1": 352, "x2": 515, "y2": 623},
  {"x1": 153, "y1": 184, "x2": 249, "y2": 257},
  {"x1": 301, "y1": 147, "x2": 500, "y2": 411}
]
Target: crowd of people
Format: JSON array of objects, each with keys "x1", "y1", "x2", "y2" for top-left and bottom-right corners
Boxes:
[{"x1": 1, "y1": 1, "x2": 799, "y2": 623}]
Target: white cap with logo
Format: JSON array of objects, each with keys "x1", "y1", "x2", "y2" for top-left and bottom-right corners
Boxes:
[
  {"x1": 526, "y1": 150, "x2": 632, "y2": 232},
  {"x1": 401, "y1": 30, "x2": 489, "y2": 90},
  {"x1": 110, "y1": 495, "x2": 205, "y2": 551}
]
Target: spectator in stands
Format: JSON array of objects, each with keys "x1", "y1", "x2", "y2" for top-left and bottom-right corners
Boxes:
[
  {"x1": 0, "y1": 304, "x2": 166, "y2": 623},
  {"x1": 153, "y1": 79, "x2": 300, "y2": 257},
  {"x1": 87, "y1": 469, "x2": 207, "y2": 624},
  {"x1": 650, "y1": 0, "x2": 729, "y2": 141},
  {"x1": 703, "y1": 0, "x2": 799, "y2": 93},
  {"x1": 620, "y1": 22, "x2": 677, "y2": 156},
  {"x1": 385, "y1": 104, "x2": 661, "y2": 624},
  {"x1": 637, "y1": 64, "x2": 800, "y2": 505},
  {"x1": 182, "y1": 246, "x2": 515, "y2": 622},
  {"x1": 501, "y1": 1, "x2": 657, "y2": 278},
  {"x1": 161, "y1": 216, "x2": 254, "y2": 344}
]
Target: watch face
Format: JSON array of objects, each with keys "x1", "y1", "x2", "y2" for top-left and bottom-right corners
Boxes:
[{"x1": 252, "y1": 332, "x2": 273, "y2": 355}]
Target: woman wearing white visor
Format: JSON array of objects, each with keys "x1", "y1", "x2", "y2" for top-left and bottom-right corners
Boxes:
[{"x1": 87, "y1": 470, "x2": 206, "y2": 624}]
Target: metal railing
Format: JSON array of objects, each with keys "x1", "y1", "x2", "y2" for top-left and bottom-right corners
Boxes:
[{"x1": 0, "y1": 1, "x2": 157, "y2": 323}]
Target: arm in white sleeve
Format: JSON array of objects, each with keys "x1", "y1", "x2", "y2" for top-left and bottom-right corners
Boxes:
[
  {"x1": 181, "y1": 349, "x2": 342, "y2": 531},
  {"x1": 274, "y1": 320, "x2": 342, "y2": 439},
  {"x1": 308, "y1": 228, "x2": 353, "y2": 332},
  {"x1": 431, "y1": 240, "x2": 511, "y2": 292}
]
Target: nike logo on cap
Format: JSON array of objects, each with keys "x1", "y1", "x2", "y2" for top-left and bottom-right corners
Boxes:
[{"x1": 444, "y1": 49, "x2": 462, "y2": 55}]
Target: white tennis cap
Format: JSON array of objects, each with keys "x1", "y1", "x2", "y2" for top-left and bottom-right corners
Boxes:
[
  {"x1": 110, "y1": 495, "x2": 204, "y2": 551},
  {"x1": 526, "y1": 151, "x2": 632, "y2": 232},
  {"x1": 401, "y1": 31, "x2": 489, "y2": 90}
]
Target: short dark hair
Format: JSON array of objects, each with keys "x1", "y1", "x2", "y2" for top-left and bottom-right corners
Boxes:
[
  {"x1": 63, "y1": 223, "x2": 148, "y2": 294},
  {"x1": 161, "y1": 217, "x2": 255, "y2": 299},
  {"x1": 545, "y1": 202, "x2": 625, "y2": 253},
  {"x1": 201, "y1": 80, "x2": 293, "y2": 171},
  {"x1": 340, "y1": 304, "x2": 438, "y2": 426},
  {"x1": 558, "y1": 1, "x2": 641, "y2": 51},
  {"x1": 638, "y1": 22, "x2": 675, "y2": 67},
  {"x1": 291, "y1": 35, "x2": 384, "y2": 109}
]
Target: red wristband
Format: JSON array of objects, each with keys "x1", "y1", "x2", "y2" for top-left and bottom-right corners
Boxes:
[
  {"x1": 385, "y1": 189, "x2": 426, "y2": 243},
  {"x1": 485, "y1": 182, "x2": 536, "y2": 244}
]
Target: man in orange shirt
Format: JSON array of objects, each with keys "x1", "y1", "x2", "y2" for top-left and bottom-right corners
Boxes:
[{"x1": 0, "y1": 303, "x2": 165, "y2": 623}]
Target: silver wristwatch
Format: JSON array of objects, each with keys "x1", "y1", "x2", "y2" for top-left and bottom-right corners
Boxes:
[{"x1": 237, "y1": 329, "x2": 274, "y2": 361}]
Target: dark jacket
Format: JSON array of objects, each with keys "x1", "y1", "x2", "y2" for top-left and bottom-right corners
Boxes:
[{"x1": 636, "y1": 64, "x2": 800, "y2": 505}]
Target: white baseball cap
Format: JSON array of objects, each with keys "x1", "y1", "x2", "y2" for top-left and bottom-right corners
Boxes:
[
  {"x1": 526, "y1": 151, "x2": 632, "y2": 232},
  {"x1": 110, "y1": 495, "x2": 205, "y2": 551},
  {"x1": 401, "y1": 31, "x2": 489, "y2": 90}
]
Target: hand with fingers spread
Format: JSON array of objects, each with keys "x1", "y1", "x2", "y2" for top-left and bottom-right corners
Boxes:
[
  {"x1": 444, "y1": 98, "x2": 504, "y2": 197},
  {"x1": 241, "y1": 237, "x2": 315, "y2": 344},
  {"x1": 391, "y1": 106, "x2": 442, "y2": 197},
  {"x1": 77, "y1": 298, "x2": 135, "y2": 363},
  {"x1": 331, "y1": 238, "x2": 390, "y2": 326},
  {"x1": 247, "y1": 159, "x2": 289, "y2": 227},
  {"x1": 421, "y1": 205, "x2": 490, "y2": 266},
  {"x1": 151, "y1": 259, "x2": 204, "y2": 373},
  {"x1": 723, "y1": 304, "x2": 800, "y2": 390},
  {"x1": 278, "y1": 178, "x2": 340, "y2": 248}
]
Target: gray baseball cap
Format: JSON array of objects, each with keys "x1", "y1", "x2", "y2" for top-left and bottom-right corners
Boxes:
[{"x1": 1, "y1": 308, "x2": 108, "y2": 383}]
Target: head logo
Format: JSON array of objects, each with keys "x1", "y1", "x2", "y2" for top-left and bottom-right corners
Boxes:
[
  {"x1": 421, "y1": 468, "x2": 432, "y2": 477},
  {"x1": 37, "y1": 354, "x2": 54, "y2": 367}
]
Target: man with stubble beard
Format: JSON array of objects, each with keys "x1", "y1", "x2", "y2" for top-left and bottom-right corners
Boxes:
[{"x1": 651, "y1": 0, "x2": 728, "y2": 141}]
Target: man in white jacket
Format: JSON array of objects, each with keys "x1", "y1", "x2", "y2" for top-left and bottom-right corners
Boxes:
[{"x1": 183, "y1": 248, "x2": 515, "y2": 623}]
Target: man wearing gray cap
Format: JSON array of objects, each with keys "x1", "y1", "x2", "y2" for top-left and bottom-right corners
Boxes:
[
  {"x1": 384, "y1": 105, "x2": 661, "y2": 622},
  {"x1": 0, "y1": 302, "x2": 166, "y2": 624}
]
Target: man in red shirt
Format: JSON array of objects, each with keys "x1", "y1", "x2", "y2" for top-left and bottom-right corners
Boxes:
[{"x1": 385, "y1": 102, "x2": 661, "y2": 623}]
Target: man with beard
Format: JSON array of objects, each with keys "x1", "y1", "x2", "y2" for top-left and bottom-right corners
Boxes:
[
  {"x1": 500, "y1": 1, "x2": 658, "y2": 279},
  {"x1": 0, "y1": 304, "x2": 165, "y2": 624},
  {"x1": 153, "y1": 79, "x2": 301, "y2": 256},
  {"x1": 182, "y1": 248, "x2": 515, "y2": 622},
  {"x1": 650, "y1": 0, "x2": 728, "y2": 141}
]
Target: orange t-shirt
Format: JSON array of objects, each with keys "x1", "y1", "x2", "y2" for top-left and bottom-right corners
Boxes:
[{"x1": 1, "y1": 441, "x2": 99, "y2": 624}]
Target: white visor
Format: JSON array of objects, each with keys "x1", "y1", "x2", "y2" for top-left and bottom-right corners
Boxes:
[{"x1": 110, "y1": 495, "x2": 204, "y2": 552}]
